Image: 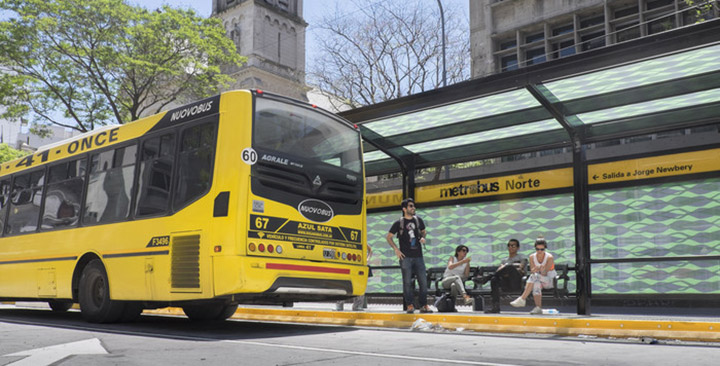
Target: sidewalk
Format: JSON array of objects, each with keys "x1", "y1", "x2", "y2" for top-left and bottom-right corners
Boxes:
[
  {"x1": 150, "y1": 302, "x2": 720, "y2": 342},
  {"x1": 6, "y1": 301, "x2": 719, "y2": 342}
]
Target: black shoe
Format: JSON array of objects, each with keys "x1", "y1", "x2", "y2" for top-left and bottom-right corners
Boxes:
[{"x1": 478, "y1": 275, "x2": 492, "y2": 285}]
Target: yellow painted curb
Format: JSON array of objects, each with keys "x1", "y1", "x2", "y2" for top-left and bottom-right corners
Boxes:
[{"x1": 143, "y1": 307, "x2": 720, "y2": 343}]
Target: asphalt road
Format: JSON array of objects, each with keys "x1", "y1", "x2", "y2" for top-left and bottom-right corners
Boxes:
[{"x1": 0, "y1": 307, "x2": 718, "y2": 366}]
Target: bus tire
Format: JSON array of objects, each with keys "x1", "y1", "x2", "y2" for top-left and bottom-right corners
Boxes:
[
  {"x1": 78, "y1": 259, "x2": 124, "y2": 323},
  {"x1": 182, "y1": 302, "x2": 238, "y2": 321},
  {"x1": 48, "y1": 300, "x2": 73, "y2": 312}
]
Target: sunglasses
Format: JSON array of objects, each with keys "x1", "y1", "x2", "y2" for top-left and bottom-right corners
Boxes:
[{"x1": 536, "y1": 248, "x2": 546, "y2": 251}]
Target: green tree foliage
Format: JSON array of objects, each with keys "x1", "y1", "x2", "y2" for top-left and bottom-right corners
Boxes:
[
  {"x1": 0, "y1": 0, "x2": 245, "y2": 133},
  {"x1": 0, "y1": 143, "x2": 27, "y2": 163}
]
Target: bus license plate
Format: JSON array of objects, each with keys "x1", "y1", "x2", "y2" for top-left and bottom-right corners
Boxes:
[{"x1": 323, "y1": 248, "x2": 336, "y2": 259}]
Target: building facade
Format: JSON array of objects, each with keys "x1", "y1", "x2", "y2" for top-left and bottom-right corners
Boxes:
[
  {"x1": 213, "y1": 0, "x2": 308, "y2": 101},
  {"x1": 470, "y1": 0, "x2": 718, "y2": 78}
]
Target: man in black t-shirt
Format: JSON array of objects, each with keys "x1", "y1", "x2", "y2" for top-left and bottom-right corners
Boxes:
[{"x1": 386, "y1": 198, "x2": 432, "y2": 314}]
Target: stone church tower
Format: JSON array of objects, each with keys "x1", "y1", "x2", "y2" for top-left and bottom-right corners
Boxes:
[{"x1": 213, "y1": 0, "x2": 308, "y2": 101}]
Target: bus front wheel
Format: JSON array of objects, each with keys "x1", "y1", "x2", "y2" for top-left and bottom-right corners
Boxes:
[
  {"x1": 78, "y1": 259, "x2": 125, "y2": 323},
  {"x1": 182, "y1": 302, "x2": 238, "y2": 321}
]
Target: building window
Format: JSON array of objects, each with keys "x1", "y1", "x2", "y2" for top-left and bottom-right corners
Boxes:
[
  {"x1": 525, "y1": 32, "x2": 544, "y2": 44},
  {"x1": 551, "y1": 23, "x2": 575, "y2": 59},
  {"x1": 648, "y1": 14, "x2": 676, "y2": 34},
  {"x1": 525, "y1": 48, "x2": 546, "y2": 65},
  {"x1": 501, "y1": 54, "x2": 518, "y2": 71},
  {"x1": 553, "y1": 39, "x2": 575, "y2": 58},
  {"x1": 614, "y1": 5, "x2": 639, "y2": 19},
  {"x1": 499, "y1": 39, "x2": 517, "y2": 50},
  {"x1": 552, "y1": 24, "x2": 574, "y2": 36},
  {"x1": 615, "y1": 22, "x2": 641, "y2": 42},
  {"x1": 647, "y1": 0, "x2": 674, "y2": 10},
  {"x1": 581, "y1": 31, "x2": 605, "y2": 51},
  {"x1": 580, "y1": 14, "x2": 604, "y2": 28}
]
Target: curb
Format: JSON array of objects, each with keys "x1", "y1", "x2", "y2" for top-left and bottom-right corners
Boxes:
[{"x1": 145, "y1": 307, "x2": 720, "y2": 342}]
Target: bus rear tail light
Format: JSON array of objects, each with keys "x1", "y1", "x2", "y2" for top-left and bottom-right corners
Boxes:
[
  {"x1": 249, "y1": 243, "x2": 256, "y2": 252},
  {"x1": 214, "y1": 245, "x2": 222, "y2": 253},
  {"x1": 275, "y1": 245, "x2": 283, "y2": 254},
  {"x1": 267, "y1": 244, "x2": 274, "y2": 253},
  {"x1": 258, "y1": 243, "x2": 265, "y2": 252}
]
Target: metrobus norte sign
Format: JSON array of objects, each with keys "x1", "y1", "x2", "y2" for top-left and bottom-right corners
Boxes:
[
  {"x1": 416, "y1": 168, "x2": 573, "y2": 203},
  {"x1": 587, "y1": 148, "x2": 720, "y2": 185},
  {"x1": 365, "y1": 148, "x2": 720, "y2": 209}
]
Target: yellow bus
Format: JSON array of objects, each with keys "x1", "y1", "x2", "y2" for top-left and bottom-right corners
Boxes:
[{"x1": 0, "y1": 90, "x2": 367, "y2": 323}]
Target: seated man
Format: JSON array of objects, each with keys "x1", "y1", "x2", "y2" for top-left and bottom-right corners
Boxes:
[{"x1": 482, "y1": 238, "x2": 527, "y2": 313}]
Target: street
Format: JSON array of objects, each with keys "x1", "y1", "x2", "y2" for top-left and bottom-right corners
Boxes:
[{"x1": 0, "y1": 306, "x2": 718, "y2": 366}]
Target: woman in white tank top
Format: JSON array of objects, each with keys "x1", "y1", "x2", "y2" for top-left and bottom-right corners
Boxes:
[
  {"x1": 441, "y1": 245, "x2": 473, "y2": 305},
  {"x1": 510, "y1": 235, "x2": 556, "y2": 314}
]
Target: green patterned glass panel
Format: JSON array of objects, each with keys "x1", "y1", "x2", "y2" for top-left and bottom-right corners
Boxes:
[
  {"x1": 590, "y1": 177, "x2": 720, "y2": 294},
  {"x1": 577, "y1": 88, "x2": 720, "y2": 124},
  {"x1": 366, "y1": 194, "x2": 576, "y2": 294},
  {"x1": 363, "y1": 89, "x2": 540, "y2": 137},
  {"x1": 592, "y1": 261, "x2": 720, "y2": 294},
  {"x1": 406, "y1": 119, "x2": 561, "y2": 153},
  {"x1": 364, "y1": 150, "x2": 390, "y2": 162},
  {"x1": 546, "y1": 43, "x2": 720, "y2": 101}
]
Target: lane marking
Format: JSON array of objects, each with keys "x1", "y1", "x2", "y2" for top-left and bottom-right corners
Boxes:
[
  {"x1": 222, "y1": 339, "x2": 521, "y2": 366},
  {"x1": 5, "y1": 338, "x2": 107, "y2": 366}
]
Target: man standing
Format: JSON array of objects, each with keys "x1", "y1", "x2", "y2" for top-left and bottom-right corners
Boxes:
[
  {"x1": 483, "y1": 238, "x2": 527, "y2": 313},
  {"x1": 386, "y1": 198, "x2": 433, "y2": 314}
]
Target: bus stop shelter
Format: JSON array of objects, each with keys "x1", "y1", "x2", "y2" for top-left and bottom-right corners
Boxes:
[{"x1": 340, "y1": 20, "x2": 720, "y2": 315}]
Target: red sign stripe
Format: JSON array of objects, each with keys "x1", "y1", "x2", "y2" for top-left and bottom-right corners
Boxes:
[{"x1": 266, "y1": 263, "x2": 350, "y2": 274}]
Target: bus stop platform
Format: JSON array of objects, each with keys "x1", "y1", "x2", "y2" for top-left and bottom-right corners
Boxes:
[{"x1": 148, "y1": 302, "x2": 720, "y2": 343}]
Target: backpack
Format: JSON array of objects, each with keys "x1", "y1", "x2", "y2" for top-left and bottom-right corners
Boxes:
[{"x1": 434, "y1": 293, "x2": 457, "y2": 313}]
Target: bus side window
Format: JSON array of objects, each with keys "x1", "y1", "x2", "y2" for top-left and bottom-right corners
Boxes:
[
  {"x1": 136, "y1": 133, "x2": 175, "y2": 217},
  {"x1": 0, "y1": 179, "x2": 10, "y2": 234},
  {"x1": 6, "y1": 170, "x2": 45, "y2": 235},
  {"x1": 174, "y1": 122, "x2": 216, "y2": 211},
  {"x1": 84, "y1": 145, "x2": 136, "y2": 225},
  {"x1": 42, "y1": 157, "x2": 86, "y2": 230}
]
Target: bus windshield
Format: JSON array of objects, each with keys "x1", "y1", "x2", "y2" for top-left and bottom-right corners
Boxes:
[{"x1": 253, "y1": 98, "x2": 362, "y2": 173}]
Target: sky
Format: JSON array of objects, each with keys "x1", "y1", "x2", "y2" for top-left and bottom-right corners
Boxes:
[{"x1": 130, "y1": 0, "x2": 469, "y2": 63}]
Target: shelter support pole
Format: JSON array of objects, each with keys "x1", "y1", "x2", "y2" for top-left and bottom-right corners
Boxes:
[
  {"x1": 572, "y1": 142, "x2": 592, "y2": 315},
  {"x1": 526, "y1": 83, "x2": 592, "y2": 315},
  {"x1": 402, "y1": 157, "x2": 416, "y2": 200}
]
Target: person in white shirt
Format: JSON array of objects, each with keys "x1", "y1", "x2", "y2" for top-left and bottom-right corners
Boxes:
[
  {"x1": 441, "y1": 245, "x2": 473, "y2": 305},
  {"x1": 510, "y1": 235, "x2": 557, "y2": 314}
]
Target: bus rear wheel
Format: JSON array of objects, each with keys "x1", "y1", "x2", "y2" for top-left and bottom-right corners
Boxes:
[
  {"x1": 78, "y1": 259, "x2": 125, "y2": 323},
  {"x1": 182, "y1": 302, "x2": 238, "y2": 321},
  {"x1": 48, "y1": 300, "x2": 73, "y2": 312}
]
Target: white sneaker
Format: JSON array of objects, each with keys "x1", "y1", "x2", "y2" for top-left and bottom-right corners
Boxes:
[
  {"x1": 530, "y1": 306, "x2": 542, "y2": 315},
  {"x1": 509, "y1": 297, "x2": 526, "y2": 307}
]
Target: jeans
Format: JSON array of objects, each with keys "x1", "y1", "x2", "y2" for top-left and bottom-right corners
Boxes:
[
  {"x1": 400, "y1": 256, "x2": 428, "y2": 307},
  {"x1": 490, "y1": 265, "x2": 522, "y2": 309}
]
